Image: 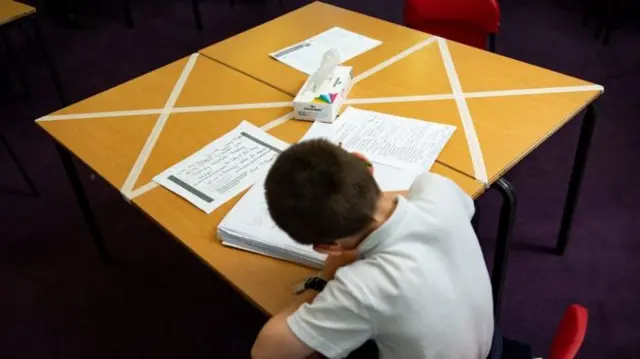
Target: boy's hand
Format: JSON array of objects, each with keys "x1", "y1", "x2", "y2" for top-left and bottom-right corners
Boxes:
[{"x1": 320, "y1": 250, "x2": 359, "y2": 280}]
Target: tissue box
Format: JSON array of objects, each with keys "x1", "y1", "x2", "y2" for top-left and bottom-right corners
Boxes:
[{"x1": 293, "y1": 66, "x2": 353, "y2": 123}]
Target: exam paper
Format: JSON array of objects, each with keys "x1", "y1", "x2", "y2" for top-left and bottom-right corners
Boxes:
[
  {"x1": 301, "y1": 108, "x2": 456, "y2": 191},
  {"x1": 270, "y1": 27, "x2": 381, "y2": 75},
  {"x1": 218, "y1": 175, "x2": 326, "y2": 268},
  {"x1": 154, "y1": 121, "x2": 288, "y2": 214},
  {"x1": 333, "y1": 107, "x2": 456, "y2": 173},
  {"x1": 301, "y1": 120, "x2": 419, "y2": 191}
]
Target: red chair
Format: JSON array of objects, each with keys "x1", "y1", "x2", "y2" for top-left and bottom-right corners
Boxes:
[
  {"x1": 549, "y1": 304, "x2": 589, "y2": 359},
  {"x1": 404, "y1": 0, "x2": 500, "y2": 50}
]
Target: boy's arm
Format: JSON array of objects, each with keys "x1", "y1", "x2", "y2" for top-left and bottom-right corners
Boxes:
[
  {"x1": 251, "y1": 290, "x2": 319, "y2": 359},
  {"x1": 252, "y1": 252, "x2": 361, "y2": 359}
]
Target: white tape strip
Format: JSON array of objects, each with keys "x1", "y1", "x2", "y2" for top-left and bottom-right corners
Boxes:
[
  {"x1": 464, "y1": 85, "x2": 604, "y2": 99},
  {"x1": 171, "y1": 101, "x2": 293, "y2": 114},
  {"x1": 121, "y1": 53, "x2": 199, "y2": 198},
  {"x1": 438, "y1": 38, "x2": 488, "y2": 184},
  {"x1": 345, "y1": 93, "x2": 454, "y2": 105},
  {"x1": 260, "y1": 111, "x2": 295, "y2": 132},
  {"x1": 36, "y1": 108, "x2": 164, "y2": 122},
  {"x1": 129, "y1": 181, "x2": 159, "y2": 200},
  {"x1": 353, "y1": 36, "x2": 438, "y2": 84},
  {"x1": 36, "y1": 102, "x2": 293, "y2": 122},
  {"x1": 38, "y1": 84, "x2": 601, "y2": 123}
]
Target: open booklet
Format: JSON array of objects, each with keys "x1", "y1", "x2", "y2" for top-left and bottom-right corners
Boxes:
[{"x1": 217, "y1": 107, "x2": 456, "y2": 268}]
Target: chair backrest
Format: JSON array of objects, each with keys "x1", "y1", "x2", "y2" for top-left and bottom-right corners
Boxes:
[
  {"x1": 404, "y1": 0, "x2": 500, "y2": 32},
  {"x1": 403, "y1": 0, "x2": 500, "y2": 49},
  {"x1": 549, "y1": 304, "x2": 589, "y2": 359}
]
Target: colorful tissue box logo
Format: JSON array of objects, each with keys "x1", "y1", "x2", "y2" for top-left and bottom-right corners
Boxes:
[{"x1": 312, "y1": 93, "x2": 338, "y2": 104}]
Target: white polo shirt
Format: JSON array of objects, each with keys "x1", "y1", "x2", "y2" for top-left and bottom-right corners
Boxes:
[{"x1": 287, "y1": 173, "x2": 494, "y2": 359}]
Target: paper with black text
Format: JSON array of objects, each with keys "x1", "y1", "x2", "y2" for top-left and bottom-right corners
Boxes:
[
  {"x1": 301, "y1": 111, "x2": 455, "y2": 191},
  {"x1": 270, "y1": 27, "x2": 381, "y2": 75},
  {"x1": 332, "y1": 107, "x2": 456, "y2": 173},
  {"x1": 154, "y1": 121, "x2": 288, "y2": 214}
]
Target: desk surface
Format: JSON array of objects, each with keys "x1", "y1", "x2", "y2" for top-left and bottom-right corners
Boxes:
[
  {"x1": 37, "y1": 54, "x2": 484, "y2": 315},
  {"x1": 200, "y1": 1, "x2": 602, "y2": 183},
  {"x1": 199, "y1": 2, "x2": 430, "y2": 97},
  {"x1": 349, "y1": 40, "x2": 603, "y2": 182},
  {"x1": 0, "y1": 1, "x2": 34, "y2": 25}
]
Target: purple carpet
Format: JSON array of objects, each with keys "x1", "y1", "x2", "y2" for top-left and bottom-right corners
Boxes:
[{"x1": 1, "y1": 0, "x2": 639, "y2": 357}]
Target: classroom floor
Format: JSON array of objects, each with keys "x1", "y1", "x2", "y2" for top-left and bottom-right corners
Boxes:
[{"x1": 1, "y1": 0, "x2": 639, "y2": 357}]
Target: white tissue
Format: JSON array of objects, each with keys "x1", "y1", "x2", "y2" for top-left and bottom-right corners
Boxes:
[{"x1": 307, "y1": 49, "x2": 340, "y2": 92}]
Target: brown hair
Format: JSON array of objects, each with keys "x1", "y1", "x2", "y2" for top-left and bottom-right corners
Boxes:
[{"x1": 265, "y1": 139, "x2": 381, "y2": 245}]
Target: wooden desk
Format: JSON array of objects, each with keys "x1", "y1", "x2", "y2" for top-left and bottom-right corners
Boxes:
[
  {"x1": 37, "y1": 55, "x2": 484, "y2": 315},
  {"x1": 199, "y1": 2, "x2": 431, "y2": 97},
  {"x1": 349, "y1": 40, "x2": 603, "y2": 183},
  {"x1": 38, "y1": 55, "x2": 292, "y2": 191},
  {"x1": 0, "y1": 1, "x2": 34, "y2": 26},
  {"x1": 198, "y1": 2, "x2": 602, "y2": 317},
  {"x1": 134, "y1": 143, "x2": 483, "y2": 315},
  {"x1": 201, "y1": 1, "x2": 602, "y2": 183}
]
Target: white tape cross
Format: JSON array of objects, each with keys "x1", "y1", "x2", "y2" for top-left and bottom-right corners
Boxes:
[
  {"x1": 438, "y1": 38, "x2": 488, "y2": 184},
  {"x1": 120, "y1": 53, "x2": 199, "y2": 197}
]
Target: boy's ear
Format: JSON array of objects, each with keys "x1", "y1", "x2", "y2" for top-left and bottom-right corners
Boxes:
[{"x1": 313, "y1": 242, "x2": 344, "y2": 255}]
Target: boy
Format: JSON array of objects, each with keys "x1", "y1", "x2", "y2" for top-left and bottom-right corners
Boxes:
[{"x1": 252, "y1": 139, "x2": 494, "y2": 359}]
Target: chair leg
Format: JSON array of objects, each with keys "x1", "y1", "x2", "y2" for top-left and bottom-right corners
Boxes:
[
  {"x1": 1, "y1": 134, "x2": 39, "y2": 197},
  {"x1": 0, "y1": 29, "x2": 30, "y2": 99},
  {"x1": 490, "y1": 178, "x2": 517, "y2": 323},
  {"x1": 28, "y1": 15, "x2": 67, "y2": 106},
  {"x1": 488, "y1": 33, "x2": 496, "y2": 53},
  {"x1": 124, "y1": 0, "x2": 134, "y2": 29},
  {"x1": 17, "y1": 21, "x2": 40, "y2": 61},
  {"x1": 191, "y1": 0, "x2": 203, "y2": 31},
  {"x1": 602, "y1": 1, "x2": 614, "y2": 45}
]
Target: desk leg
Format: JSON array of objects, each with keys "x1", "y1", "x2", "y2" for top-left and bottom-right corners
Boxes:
[
  {"x1": 55, "y1": 144, "x2": 110, "y2": 261},
  {"x1": 1, "y1": 134, "x2": 39, "y2": 197},
  {"x1": 491, "y1": 178, "x2": 517, "y2": 323},
  {"x1": 0, "y1": 30, "x2": 30, "y2": 98},
  {"x1": 191, "y1": 0, "x2": 203, "y2": 31},
  {"x1": 29, "y1": 16, "x2": 67, "y2": 106},
  {"x1": 556, "y1": 104, "x2": 597, "y2": 255}
]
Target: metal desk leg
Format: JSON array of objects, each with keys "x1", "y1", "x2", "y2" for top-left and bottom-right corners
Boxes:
[
  {"x1": 1, "y1": 134, "x2": 39, "y2": 197},
  {"x1": 55, "y1": 144, "x2": 110, "y2": 261},
  {"x1": 491, "y1": 178, "x2": 517, "y2": 323},
  {"x1": 0, "y1": 30, "x2": 30, "y2": 98},
  {"x1": 191, "y1": 0, "x2": 203, "y2": 31},
  {"x1": 556, "y1": 103, "x2": 597, "y2": 255},
  {"x1": 29, "y1": 16, "x2": 67, "y2": 106}
]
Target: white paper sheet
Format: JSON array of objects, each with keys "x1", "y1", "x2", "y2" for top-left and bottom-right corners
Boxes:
[
  {"x1": 154, "y1": 121, "x2": 289, "y2": 214},
  {"x1": 332, "y1": 107, "x2": 456, "y2": 173},
  {"x1": 218, "y1": 176, "x2": 326, "y2": 267},
  {"x1": 270, "y1": 27, "x2": 382, "y2": 75},
  {"x1": 300, "y1": 108, "x2": 456, "y2": 191}
]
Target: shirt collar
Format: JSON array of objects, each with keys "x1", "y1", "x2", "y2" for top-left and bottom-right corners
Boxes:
[{"x1": 358, "y1": 196, "x2": 409, "y2": 257}]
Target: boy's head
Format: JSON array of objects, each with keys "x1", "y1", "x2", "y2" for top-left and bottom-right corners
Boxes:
[{"x1": 265, "y1": 139, "x2": 380, "y2": 249}]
